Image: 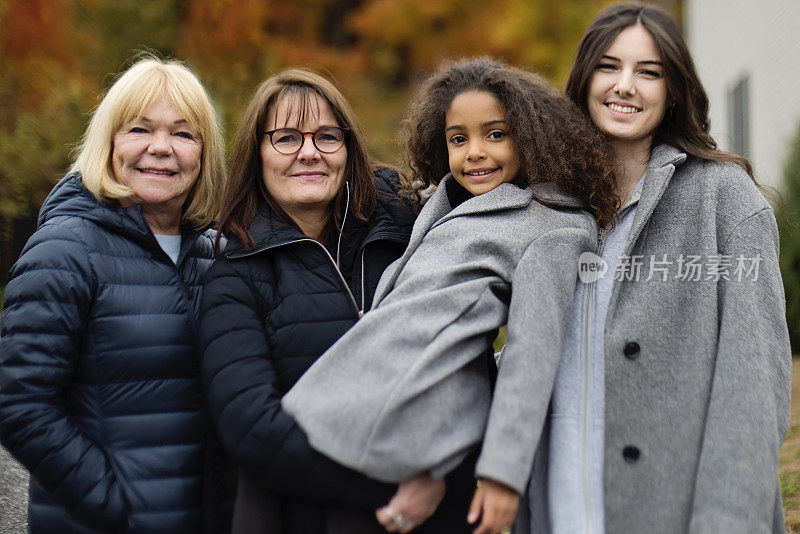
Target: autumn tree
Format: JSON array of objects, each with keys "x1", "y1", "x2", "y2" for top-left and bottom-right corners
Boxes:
[
  {"x1": 0, "y1": 0, "x2": 188, "y2": 280},
  {"x1": 71, "y1": 0, "x2": 184, "y2": 79},
  {"x1": 346, "y1": 0, "x2": 612, "y2": 85},
  {"x1": 0, "y1": 0, "x2": 92, "y2": 221},
  {"x1": 177, "y1": 0, "x2": 366, "y2": 150}
]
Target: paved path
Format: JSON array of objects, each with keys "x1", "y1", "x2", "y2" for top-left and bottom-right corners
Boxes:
[{"x1": 0, "y1": 445, "x2": 28, "y2": 533}]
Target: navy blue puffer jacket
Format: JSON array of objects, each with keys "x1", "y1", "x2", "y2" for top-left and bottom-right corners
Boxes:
[
  {"x1": 0, "y1": 173, "x2": 225, "y2": 533},
  {"x1": 199, "y1": 169, "x2": 478, "y2": 533}
]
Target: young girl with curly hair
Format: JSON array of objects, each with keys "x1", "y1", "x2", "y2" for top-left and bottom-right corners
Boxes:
[{"x1": 282, "y1": 57, "x2": 619, "y2": 534}]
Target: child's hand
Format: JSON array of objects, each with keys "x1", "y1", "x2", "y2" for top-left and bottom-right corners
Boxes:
[
  {"x1": 375, "y1": 472, "x2": 445, "y2": 532},
  {"x1": 467, "y1": 478, "x2": 519, "y2": 534}
]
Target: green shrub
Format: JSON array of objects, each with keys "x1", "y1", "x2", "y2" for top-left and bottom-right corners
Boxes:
[
  {"x1": 782, "y1": 471, "x2": 800, "y2": 507},
  {"x1": 777, "y1": 122, "x2": 800, "y2": 353}
]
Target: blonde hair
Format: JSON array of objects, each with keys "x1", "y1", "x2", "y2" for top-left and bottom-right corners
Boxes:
[{"x1": 71, "y1": 55, "x2": 225, "y2": 227}]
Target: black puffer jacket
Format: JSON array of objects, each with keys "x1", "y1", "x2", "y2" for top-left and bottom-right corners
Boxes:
[
  {"x1": 0, "y1": 173, "x2": 229, "y2": 533},
  {"x1": 199, "y1": 170, "x2": 477, "y2": 533}
]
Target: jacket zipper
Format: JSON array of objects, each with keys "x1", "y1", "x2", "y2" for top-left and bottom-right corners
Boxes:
[
  {"x1": 360, "y1": 251, "x2": 366, "y2": 315},
  {"x1": 172, "y1": 251, "x2": 194, "y2": 319},
  {"x1": 581, "y1": 228, "x2": 605, "y2": 534},
  {"x1": 229, "y1": 238, "x2": 361, "y2": 317},
  {"x1": 153, "y1": 236, "x2": 193, "y2": 301}
]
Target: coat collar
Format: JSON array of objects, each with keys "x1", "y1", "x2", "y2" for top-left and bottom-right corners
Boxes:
[
  {"x1": 422, "y1": 173, "x2": 532, "y2": 230},
  {"x1": 530, "y1": 182, "x2": 586, "y2": 210},
  {"x1": 39, "y1": 172, "x2": 152, "y2": 240},
  {"x1": 223, "y1": 201, "x2": 317, "y2": 258},
  {"x1": 373, "y1": 174, "x2": 532, "y2": 304},
  {"x1": 601, "y1": 144, "x2": 688, "y2": 351},
  {"x1": 515, "y1": 145, "x2": 687, "y2": 231},
  {"x1": 623, "y1": 144, "x2": 687, "y2": 255},
  {"x1": 39, "y1": 172, "x2": 208, "y2": 265},
  {"x1": 398, "y1": 174, "x2": 530, "y2": 262}
]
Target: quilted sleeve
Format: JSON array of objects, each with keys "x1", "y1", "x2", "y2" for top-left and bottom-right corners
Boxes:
[{"x1": 0, "y1": 222, "x2": 131, "y2": 529}]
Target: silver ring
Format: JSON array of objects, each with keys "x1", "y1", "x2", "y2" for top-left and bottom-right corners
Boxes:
[
  {"x1": 389, "y1": 510, "x2": 406, "y2": 528},
  {"x1": 389, "y1": 510, "x2": 415, "y2": 531}
]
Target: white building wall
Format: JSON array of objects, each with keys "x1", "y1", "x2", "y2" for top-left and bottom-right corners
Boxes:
[{"x1": 685, "y1": 0, "x2": 800, "y2": 190}]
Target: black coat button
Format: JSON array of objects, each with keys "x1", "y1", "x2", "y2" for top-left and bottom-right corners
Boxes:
[
  {"x1": 623, "y1": 341, "x2": 640, "y2": 360},
  {"x1": 622, "y1": 445, "x2": 640, "y2": 463}
]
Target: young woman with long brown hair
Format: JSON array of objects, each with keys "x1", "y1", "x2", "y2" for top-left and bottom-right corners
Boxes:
[{"x1": 518, "y1": 3, "x2": 791, "y2": 533}]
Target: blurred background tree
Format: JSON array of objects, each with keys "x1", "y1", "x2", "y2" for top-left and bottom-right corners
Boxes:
[
  {"x1": 0, "y1": 0, "x2": 92, "y2": 224},
  {"x1": 1, "y1": 0, "x2": 685, "y2": 283},
  {"x1": 777, "y1": 123, "x2": 800, "y2": 353}
]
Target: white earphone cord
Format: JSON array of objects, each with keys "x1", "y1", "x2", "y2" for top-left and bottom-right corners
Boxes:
[{"x1": 335, "y1": 181, "x2": 350, "y2": 269}]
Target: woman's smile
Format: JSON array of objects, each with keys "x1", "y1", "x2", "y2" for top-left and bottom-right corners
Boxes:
[
  {"x1": 463, "y1": 167, "x2": 500, "y2": 181},
  {"x1": 605, "y1": 101, "x2": 642, "y2": 115}
]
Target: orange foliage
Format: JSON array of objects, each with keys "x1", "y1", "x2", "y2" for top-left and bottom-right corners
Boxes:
[
  {"x1": 0, "y1": 0, "x2": 663, "y2": 220},
  {"x1": 1, "y1": 0, "x2": 88, "y2": 110},
  {"x1": 2, "y1": 0, "x2": 75, "y2": 67},
  {"x1": 178, "y1": 0, "x2": 343, "y2": 76},
  {"x1": 347, "y1": 0, "x2": 612, "y2": 84}
]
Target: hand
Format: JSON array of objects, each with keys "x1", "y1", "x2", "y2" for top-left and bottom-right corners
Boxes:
[
  {"x1": 375, "y1": 472, "x2": 446, "y2": 533},
  {"x1": 467, "y1": 478, "x2": 519, "y2": 534}
]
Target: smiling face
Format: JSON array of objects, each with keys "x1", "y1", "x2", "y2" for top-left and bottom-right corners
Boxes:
[
  {"x1": 112, "y1": 94, "x2": 203, "y2": 220},
  {"x1": 444, "y1": 90, "x2": 520, "y2": 196},
  {"x1": 587, "y1": 24, "x2": 668, "y2": 148},
  {"x1": 260, "y1": 92, "x2": 348, "y2": 222}
]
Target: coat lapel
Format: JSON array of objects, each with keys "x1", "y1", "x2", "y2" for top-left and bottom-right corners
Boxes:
[
  {"x1": 372, "y1": 178, "x2": 454, "y2": 305},
  {"x1": 624, "y1": 144, "x2": 687, "y2": 257},
  {"x1": 431, "y1": 179, "x2": 532, "y2": 230}
]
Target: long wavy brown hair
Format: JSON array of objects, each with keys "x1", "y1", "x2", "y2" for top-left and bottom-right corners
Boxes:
[
  {"x1": 402, "y1": 57, "x2": 619, "y2": 226},
  {"x1": 566, "y1": 2, "x2": 755, "y2": 179},
  {"x1": 217, "y1": 69, "x2": 377, "y2": 250}
]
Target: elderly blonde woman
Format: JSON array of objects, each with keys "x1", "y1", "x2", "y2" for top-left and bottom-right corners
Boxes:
[{"x1": 0, "y1": 56, "x2": 227, "y2": 533}]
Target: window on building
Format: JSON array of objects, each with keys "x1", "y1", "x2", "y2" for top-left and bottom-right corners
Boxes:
[{"x1": 728, "y1": 76, "x2": 750, "y2": 158}]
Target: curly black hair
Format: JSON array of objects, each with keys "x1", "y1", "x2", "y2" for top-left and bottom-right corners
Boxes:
[{"x1": 402, "y1": 57, "x2": 619, "y2": 226}]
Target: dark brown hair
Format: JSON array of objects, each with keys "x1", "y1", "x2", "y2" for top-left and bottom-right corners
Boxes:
[
  {"x1": 565, "y1": 1, "x2": 754, "y2": 178},
  {"x1": 217, "y1": 68, "x2": 377, "y2": 249},
  {"x1": 403, "y1": 57, "x2": 619, "y2": 226}
]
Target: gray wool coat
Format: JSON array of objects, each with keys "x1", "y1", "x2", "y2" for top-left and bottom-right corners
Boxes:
[
  {"x1": 517, "y1": 145, "x2": 792, "y2": 534},
  {"x1": 282, "y1": 174, "x2": 597, "y2": 494}
]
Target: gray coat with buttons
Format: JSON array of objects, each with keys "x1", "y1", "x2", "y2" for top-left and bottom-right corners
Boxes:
[{"x1": 518, "y1": 145, "x2": 792, "y2": 534}]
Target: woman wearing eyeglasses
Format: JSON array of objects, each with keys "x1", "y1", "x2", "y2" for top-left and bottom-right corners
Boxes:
[{"x1": 198, "y1": 69, "x2": 475, "y2": 533}]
